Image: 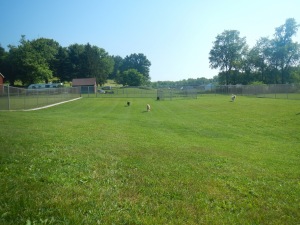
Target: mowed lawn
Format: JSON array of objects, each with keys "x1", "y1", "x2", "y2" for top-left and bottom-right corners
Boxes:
[{"x1": 0, "y1": 95, "x2": 299, "y2": 224}]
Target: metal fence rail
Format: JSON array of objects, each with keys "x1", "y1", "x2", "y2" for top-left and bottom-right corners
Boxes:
[
  {"x1": 96, "y1": 86, "x2": 157, "y2": 98},
  {"x1": 210, "y1": 84, "x2": 300, "y2": 100},
  {"x1": 0, "y1": 85, "x2": 81, "y2": 110},
  {"x1": 91, "y1": 84, "x2": 300, "y2": 100},
  {"x1": 4, "y1": 84, "x2": 297, "y2": 107},
  {"x1": 80, "y1": 86, "x2": 198, "y2": 100}
]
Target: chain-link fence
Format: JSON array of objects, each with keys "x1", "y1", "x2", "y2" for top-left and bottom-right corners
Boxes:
[
  {"x1": 157, "y1": 86, "x2": 198, "y2": 100},
  {"x1": 93, "y1": 84, "x2": 300, "y2": 100},
  {"x1": 0, "y1": 85, "x2": 81, "y2": 110},
  {"x1": 95, "y1": 86, "x2": 157, "y2": 98},
  {"x1": 206, "y1": 84, "x2": 300, "y2": 100},
  {"x1": 81, "y1": 86, "x2": 198, "y2": 100},
  {"x1": 40, "y1": 84, "x2": 300, "y2": 100}
]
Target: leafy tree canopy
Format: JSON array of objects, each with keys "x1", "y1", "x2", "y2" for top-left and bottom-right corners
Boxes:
[
  {"x1": 0, "y1": 37, "x2": 149, "y2": 86},
  {"x1": 209, "y1": 18, "x2": 300, "y2": 84},
  {"x1": 119, "y1": 69, "x2": 145, "y2": 86},
  {"x1": 209, "y1": 30, "x2": 248, "y2": 85},
  {"x1": 120, "y1": 53, "x2": 151, "y2": 81}
]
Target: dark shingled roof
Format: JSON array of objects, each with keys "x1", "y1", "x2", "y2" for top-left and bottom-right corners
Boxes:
[{"x1": 72, "y1": 78, "x2": 96, "y2": 86}]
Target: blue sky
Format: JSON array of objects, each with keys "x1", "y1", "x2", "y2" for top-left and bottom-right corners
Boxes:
[{"x1": 1, "y1": 0, "x2": 300, "y2": 81}]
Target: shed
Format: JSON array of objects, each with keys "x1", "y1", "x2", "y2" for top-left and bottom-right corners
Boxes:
[
  {"x1": 72, "y1": 78, "x2": 97, "y2": 94},
  {"x1": 0, "y1": 73, "x2": 4, "y2": 85}
]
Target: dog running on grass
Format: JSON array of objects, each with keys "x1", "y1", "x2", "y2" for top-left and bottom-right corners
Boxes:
[
  {"x1": 146, "y1": 104, "x2": 151, "y2": 112},
  {"x1": 231, "y1": 94, "x2": 236, "y2": 102}
]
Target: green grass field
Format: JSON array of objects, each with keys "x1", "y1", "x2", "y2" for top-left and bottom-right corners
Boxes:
[{"x1": 0, "y1": 96, "x2": 299, "y2": 224}]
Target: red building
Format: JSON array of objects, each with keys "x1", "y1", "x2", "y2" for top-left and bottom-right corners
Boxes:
[{"x1": 72, "y1": 78, "x2": 97, "y2": 94}]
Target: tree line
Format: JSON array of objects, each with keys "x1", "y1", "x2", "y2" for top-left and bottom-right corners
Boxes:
[
  {"x1": 151, "y1": 77, "x2": 218, "y2": 89},
  {"x1": 1, "y1": 18, "x2": 299, "y2": 87},
  {"x1": 209, "y1": 18, "x2": 300, "y2": 85},
  {"x1": 0, "y1": 35, "x2": 151, "y2": 86}
]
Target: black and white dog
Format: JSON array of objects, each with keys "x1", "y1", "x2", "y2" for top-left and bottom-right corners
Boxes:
[{"x1": 231, "y1": 94, "x2": 236, "y2": 102}]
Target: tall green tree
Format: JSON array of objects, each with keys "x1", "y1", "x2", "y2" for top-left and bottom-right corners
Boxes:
[
  {"x1": 271, "y1": 18, "x2": 300, "y2": 83},
  {"x1": 109, "y1": 55, "x2": 123, "y2": 80},
  {"x1": 209, "y1": 30, "x2": 248, "y2": 85},
  {"x1": 67, "y1": 44, "x2": 85, "y2": 79},
  {"x1": 120, "y1": 53, "x2": 151, "y2": 83},
  {"x1": 0, "y1": 45, "x2": 7, "y2": 77},
  {"x1": 290, "y1": 66, "x2": 300, "y2": 83},
  {"x1": 0, "y1": 45, "x2": 5, "y2": 64},
  {"x1": 79, "y1": 43, "x2": 102, "y2": 79},
  {"x1": 65, "y1": 43, "x2": 113, "y2": 85},
  {"x1": 119, "y1": 69, "x2": 145, "y2": 86},
  {"x1": 3, "y1": 45, "x2": 20, "y2": 85},
  {"x1": 93, "y1": 47, "x2": 114, "y2": 85},
  {"x1": 7, "y1": 36, "x2": 60, "y2": 85},
  {"x1": 13, "y1": 36, "x2": 48, "y2": 85},
  {"x1": 248, "y1": 37, "x2": 273, "y2": 83},
  {"x1": 30, "y1": 37, "x2": 60, "y2": 83},
  {"x1": 54, "y1": 46, "x2": 72, "y2": 82}
]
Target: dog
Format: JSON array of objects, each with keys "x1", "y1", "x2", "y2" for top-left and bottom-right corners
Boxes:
[
  {"x1": 231, "y1": 94, "x2": 236, "y2": 102},
  {"x1": 146, "y1": 104, "x2": 151, "y2": 112},
  {"x1": 127, "y1": 101, "x2": 130, "y2": 106}
]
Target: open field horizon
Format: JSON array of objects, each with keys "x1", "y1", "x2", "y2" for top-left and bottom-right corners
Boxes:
[{"x1": 0, "y1": 96, "x2": 299, "y2": 224}]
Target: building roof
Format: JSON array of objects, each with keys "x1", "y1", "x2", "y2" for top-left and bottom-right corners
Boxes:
[
  {"x1": 0, "y1": 73, "x2": 4, "y2": 78},
  {"x1": 72, "y1": 78, "x2": 96, "y2": 86}
]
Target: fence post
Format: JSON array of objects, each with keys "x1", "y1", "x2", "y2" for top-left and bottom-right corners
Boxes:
[
  {"x1": 7, "y1": 85, "x2": 10, "y2": 110},
  {"x1": 36, "y1": 90, "x2": 38, "y2": 107},
  {"x1": 24, "y1": 89, "x2": 26, "y2": 110}
]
